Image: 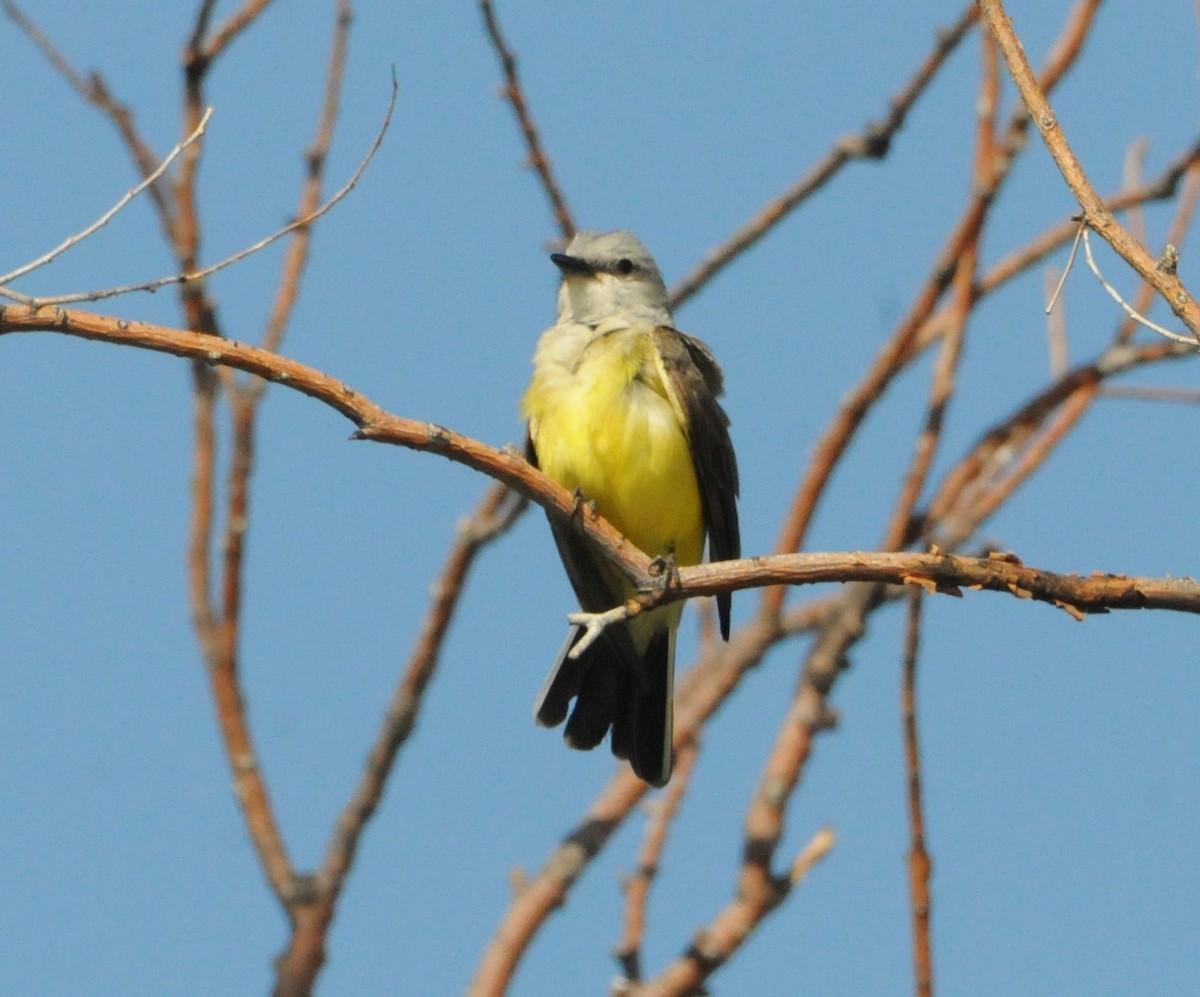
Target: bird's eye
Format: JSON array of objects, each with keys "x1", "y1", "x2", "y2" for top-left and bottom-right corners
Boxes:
[{"x1": 615, "y1": 258, "x2": 635, "y2": 275}]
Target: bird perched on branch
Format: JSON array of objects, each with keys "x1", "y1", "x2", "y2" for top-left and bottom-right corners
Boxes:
[{"x1": 522, "y1": 230, "x2": 739, "y2": 786}]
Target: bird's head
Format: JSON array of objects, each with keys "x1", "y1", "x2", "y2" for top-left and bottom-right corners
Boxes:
[{"x1": 552, "y1": 230, "x2": 672, "y2": 326}]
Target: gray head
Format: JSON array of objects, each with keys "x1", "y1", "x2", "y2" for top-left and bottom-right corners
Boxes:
[{"x1": 551, "y1": 230, "x2": 672, "y2": 326}]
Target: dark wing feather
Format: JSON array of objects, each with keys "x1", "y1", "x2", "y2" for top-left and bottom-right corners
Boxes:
[
  {"x1": 652, "y1": 328, "x2": 741, "y2": 640},
  {"x1": 525, "y1": 430, "x2": 644, "y2": 742},
  {"x1": 629, "y1": 628, "x2": 673, "y2": 787}
]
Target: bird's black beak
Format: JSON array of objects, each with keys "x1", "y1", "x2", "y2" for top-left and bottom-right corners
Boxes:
[{"x1": 550, "y1": 252, "x2": 594, "y2": 276}]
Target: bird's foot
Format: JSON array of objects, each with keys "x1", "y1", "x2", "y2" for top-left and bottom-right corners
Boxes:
[
  {"x1": 569, "y1": 488, "x2": 596, "y2": 523},
  {"x1": 647, "y1": 549, "x2": 680, "y2": 590}
]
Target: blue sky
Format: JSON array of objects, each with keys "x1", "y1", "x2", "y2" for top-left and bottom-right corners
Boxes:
[{"x1": 2, "y1": 2, "x2": 1197, "y2": 994}]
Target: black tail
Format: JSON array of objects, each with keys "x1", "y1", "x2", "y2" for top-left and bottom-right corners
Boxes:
[
  {"x1": 629, "y1": 629, "x2": 673, "y2": 787},
  {"x1": 533, "y1": 624, "x2": 674, "y2": 787}
]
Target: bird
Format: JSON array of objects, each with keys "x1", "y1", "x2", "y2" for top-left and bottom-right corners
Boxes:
[{"x1": 521, "y1": 230, "x2": 739, "y2": 786}]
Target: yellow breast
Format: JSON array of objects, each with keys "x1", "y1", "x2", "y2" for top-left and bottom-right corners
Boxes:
[{"x1": 523, "y1": 323, "x2": 705, "y2": 574}]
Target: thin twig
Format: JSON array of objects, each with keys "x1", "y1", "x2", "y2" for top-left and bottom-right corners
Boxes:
[
  {"x1": 0, "y1": 108, "x2": 213, "y2": 292},
  {"x1": 670, "y1": 3, "x2": 978, "y2": 310},
  {"x1": 9, "y1": 305, "x2": 1200, "y2": 616},
  {"x1": 202, "y1": 410, "x2": 296, "y2": 908},
  {"x1": 926, "y1": 338, "x2": 1192, "y2": 546},
  {"x1": 1123, "y1": 137, "x2": 1152, "y2": 250},
  {"x1": 1080, "y1": 227, "x2": 1198, "y2": 345},
  {"x1": 257, "y1": 0, "x2": 354, "y2": 361},
  {"x1": 165, "y1": 0, "x2": 289, "y2": 914},
  {"x1": 642, "y1": 828, "x2": 836, "y2": 996},
  {"x1": 3, "y1": 0, "x2": 175, "y2": 236},
  {"x1": 1113, "y1": 162, "x2": 1200, "y2": 346},
  {"x1": 203, "y1": 0, "x2": 277, "y2": 63},
  {"x1": 1043, "y1": 221, "x2": 1084, "y2": 318},
  {"x1": 613, "y1": 739, "x2": 700, "y2": 987},
  {"x1": 177, "y1": 0, "x2": 224, "y2": 329},
  {"x1": 882, "y1": 28, "x2": 997, "y2": 552},
  {"x1": 902, "y1": 591, "x2": 933, "y2": 997},
  {"x1": 9, "y1": 80, "x2": 397, "y2": 309},
  {"x1": 762, "y1": 0, "x2": 1104, "y2": 623},
  {"x1": 906, "y1": 137, "x2": 1200, "y2": 363},
  {"x1": 968, "y1": 137, "x2": 1200, "y2": 333},
  {"x1": 187, "y1": 0, "x2": 219, "y2": 58},
  {"x1": 1099, "y1": 384, "x2": 1200, "y2": 404},
  {"x1": 268, "y1": 484, "x2": 527, "y2": 993},
  {"x1": 978, "y1": 0, "x2": 1200, "y2": 336},
  {"x1": 478, "y1": 0, "x2": 576, "y2": 239},
  {"x1": 208, "y1": 6, "x2": 356, "y2": 990},
  {"x1": 1044, "y1": 264, "x2": 1070, "y2": 376}
]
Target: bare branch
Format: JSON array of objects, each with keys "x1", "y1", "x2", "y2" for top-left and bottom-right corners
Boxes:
[
  {"x1": 1080, "y1": 227, "x2": 1199, "y2": 346},
  {"x1": 269, "y1": 484, "x2": 527, "y2": 992},
  {"x1": 643, "y1": 827, "x2": 836, "y2": 996},
  {"x1": 478, "y1": 0, "x2": 576, "y2": 239},
  {"x1": 763, "y1": 0, "x2": 1104, "y2": 624},
  {"x1": 0, "y1": 108, "x2": 213, "y2": 293},
  {"x1": 613, "y1": 740, "x2": 701, "y2": 987},
  {"x1": 1112, "y1": 161, "x2": 1200, "y2": 345},
  {"x1": 978, "y1": 0, "x2": 1200, "y2": 336},
  {"x1": 902, "y1": 592, "x2": 933, "y2": 997},
  {"x1": 3, "y1": 0, "x2": 175, "y2": 234},
  {"x1": 186, "y1": 0, "x2": 219, "y2": 58},
  {"x1": 203, "y1": 0, "x2": 276, "y2": 63},
  {"x1": 6, "y1": 305, "x2": 1200, "y2": 620},
  {"x1": 1044, "y1": 265, "x2": 1070, "y2": 376},
  {"x1": 1043, "y1": 221, "x2": 1084, "y2": 318},
  {"x1": 927, "y1": 336, "x2": 1191, "y2": 546},
  {"x1": 1100, "y1": 384, "x2": 1200, "y2": 405},
  {"x1": 258, "y1": 0, "x2": 353, "y2": 360},
  {"x1": 670, "y1": 4, "x2": 978, "y2": 310},
  {"x1": 1123, "y1": 137, "x2": 1152, "y2": 249},
  {"x1": 882, "y1": 28, "x2": 997, "y2": 552},
  {"x1": 10, "y1": 79, "x2": 396, "y2": 309}
]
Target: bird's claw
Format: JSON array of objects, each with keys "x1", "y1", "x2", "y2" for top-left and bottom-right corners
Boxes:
[{"x1": 647, "y1": 549, "x2": 679, "y2": 589}]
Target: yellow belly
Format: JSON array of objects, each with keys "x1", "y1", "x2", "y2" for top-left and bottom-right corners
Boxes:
[{"x1": 523, "y1": 326, "x2": 705, "y2": 584}]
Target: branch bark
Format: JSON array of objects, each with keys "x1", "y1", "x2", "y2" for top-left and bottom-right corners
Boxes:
[
  {"x1": 977, "y1": 0, "x2": 1200, "y2": 337},
  {"x1": 5, "y1": 306, "x2": 1198, "y2": 625}
]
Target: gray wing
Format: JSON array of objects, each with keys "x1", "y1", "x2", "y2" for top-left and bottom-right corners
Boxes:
[{"x1": 652, "y1": 327, "x2": 740, "y2": 640}]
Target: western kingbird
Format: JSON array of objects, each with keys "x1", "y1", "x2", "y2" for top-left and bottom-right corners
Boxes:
[{"x1": 522, "y1": 230, "x2": 739, "y2": 786}]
